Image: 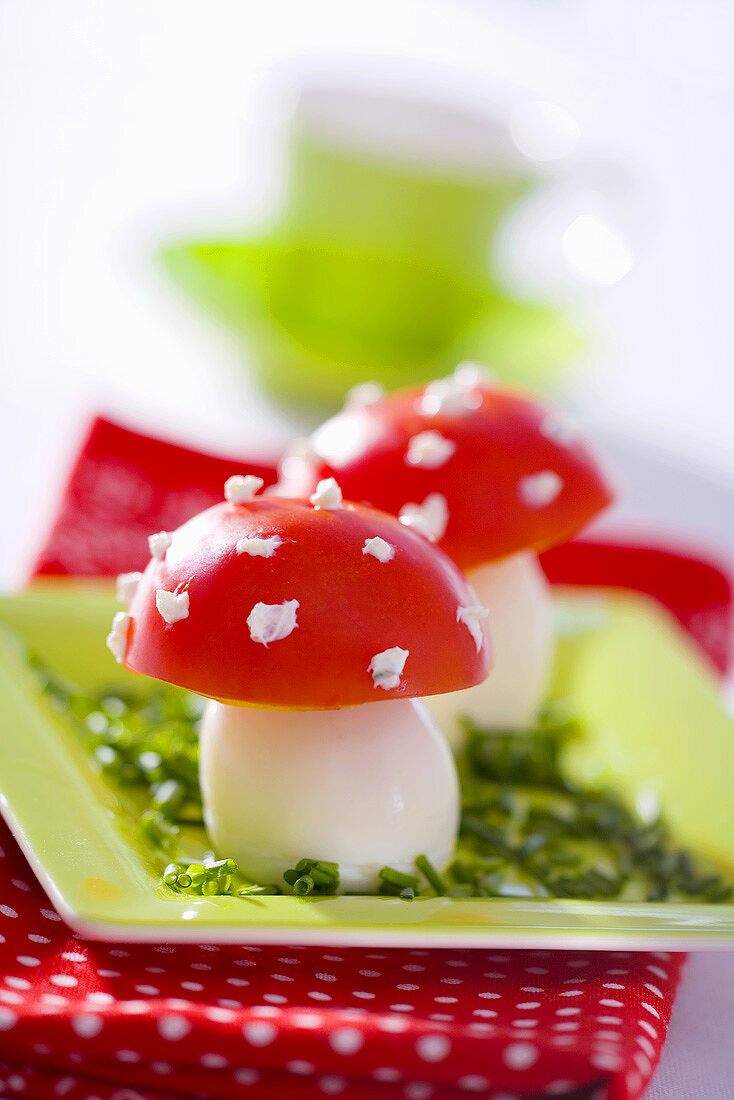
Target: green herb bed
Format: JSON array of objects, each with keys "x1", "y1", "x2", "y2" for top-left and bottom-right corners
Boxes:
[{"x1": 36, "y1": 667, "x2": 732, "y2": 906}]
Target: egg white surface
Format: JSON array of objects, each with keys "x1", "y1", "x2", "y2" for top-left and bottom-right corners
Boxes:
[
  {"x1": 425, "y1": 552, "x2": 554, "y2": 750},
  {"x1": 199, "y1": 697, "x2": 459, "y2": 893}
]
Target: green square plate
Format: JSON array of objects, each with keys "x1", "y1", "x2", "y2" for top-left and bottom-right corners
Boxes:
[{"x1": 0, "y1": 582, "x2": 733, "y2": 948}]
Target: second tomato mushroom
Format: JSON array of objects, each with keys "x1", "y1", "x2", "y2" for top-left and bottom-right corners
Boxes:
[{"x1": 278, "y1": 365, "x2": 614, "y2": 745}]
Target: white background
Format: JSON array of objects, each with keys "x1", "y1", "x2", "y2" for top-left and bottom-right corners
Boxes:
[{"x1": 1, "y1": 3, "x2": 734, "y2": 1095}]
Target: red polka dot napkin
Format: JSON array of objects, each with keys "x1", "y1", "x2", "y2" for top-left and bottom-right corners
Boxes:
[
  {"x1": 0, "y1": 851, "x2": 683, "y2": 1100},
  {"x1": 3, "y1": 414, "x2": 730, "y2": 1100}
]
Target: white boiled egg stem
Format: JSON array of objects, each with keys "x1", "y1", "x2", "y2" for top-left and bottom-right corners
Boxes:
[
  {"x1": 199, "y1": 697, "x2": 459, "y2": 893},
  {"x1": 425, "y1": 552, "x2": 554, "y2": 751}
]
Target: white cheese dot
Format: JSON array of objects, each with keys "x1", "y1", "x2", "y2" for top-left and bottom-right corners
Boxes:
[
  {"x1": 416, "y1": 363, "x2": 488, "y2": 417},
  {"x1": 155, "y1": 589, "x2": 190, "y2": 625},
  {"x1": 247, "y1": 600, "x2": 299, "y2": 646},
  {"x1": 399, "y1": 493, "x2": 449, "y2": 542},
  {"x1": 539, "y1": 413, "x2": 578, "y2": 446},
  {"x1": 148, "y1": 531, "x2": 172, "y2": 560},
  {"x1": 453, "y1": 360, "x2": 495, "y2": 388},
  {"x1": 116, "y1": 572, "x2": 142, "y2": 605},
  {"x1": 368, "y1": 647, "x2": 409, "y2": 690},
  {"x1": 225, "y1": 474, "x2": 265, "y2": 504},
  {"x1": 344, "y1": 381, "x2": 385, "y2": 408},
  {"x1": 310, "y1": 478, "x2": 343, "y2": 510},
  {"x1": 279, "y1": 437, "x2": 319, "y2": 484},
  {"x1": 405, "y1": 431, "x2": 457, "y2": 469},
  {"x1": 518, "y1": 470, "x2": 564, "y2": 508},
  {"x1": 457, "y1": 605, "x2": 490, "y2": 653},
  {"x1": 236, "y1": 535, "x2": 283, "y2": 558},
  {"x1": 106, "y1": 612, "x2": 131, "y2": 663},
  {"x1": 362, "y1": 536, "x2": 395, "y2": 563}
]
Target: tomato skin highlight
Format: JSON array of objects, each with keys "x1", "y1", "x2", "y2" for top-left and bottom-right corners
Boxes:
[
  {"x1": 123, "y1": 497, "x2": 490, "y2": 710},
  {"x1": 281, "y1": 384, "x2": 615, "y2": 570}
]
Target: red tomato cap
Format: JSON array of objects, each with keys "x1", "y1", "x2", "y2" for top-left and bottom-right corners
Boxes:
[
  {"x1": 113, "y1": 492, "x2": 490, "y2": 709},
  {"x1": 279, "y1": 372, "x2": 615, "y2": 570}
]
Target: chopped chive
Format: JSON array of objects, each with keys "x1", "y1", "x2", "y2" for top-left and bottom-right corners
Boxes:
[
  {"x1": 379, "y1": 866, "x2": 420, "y2": 890},
  {"x1": 238, "y1": 884, "x2": 281, "y2": 896},
  {"x1": 415, "y1": 854, "x2": 447, "y2": 896},
  {"x1": 293, "y1": 874, "x2": 315, "y2": 896}
]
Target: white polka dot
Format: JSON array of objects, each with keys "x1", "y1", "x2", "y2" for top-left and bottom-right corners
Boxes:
[
  {"x1": 556, "y1": 1007, "x2": 581, "y2": 1016},
  {"x1": 597, "y1": 1015, "x2": 623, "y2": 1025},
  {"x1": 644, "y1": 983, "x2": 664, "y2": 999},
  {"x1": 16, "y1": 957, "x2": 40, "y2": 968},
  {"x1": 108, "y1": 949, "x2": 130, "y2": 957},
  {"x1": 397, "y1": 983, "x2": 420, "y2": 991},
  {"x1": 329, "y1": 1027, "x2": 364, "y2": 1055},
  {"x1": 647, "y1": 964, "x2": 668, "y2": 981},
  {"x1": 263, "y1": 993, "x2": 288, "y2": 1005},
  {"x1": 566, "y1": 959, "x2": 590, "y2": 968},
  {"x1": 525, "y1": 967, "x2": 548, "y2": 974},
  {"x1": 516, "y1": 1002, "x2": 540, "y2": 1010},
  {"x1": 642, "y1": 1002, "x2": 660, "y2": 1019},
  {"x1": 145, "y1": 967, "x2": 165, "y2": 975},
  {"x1": 638, "y1": 1019, "x2": 658, "y2": 1039},
  {"x1": 134, "y1": 985, "x2": 159, "y2": 996},
  {"x1": 553, "y1": 1022, "x2": 580, "y2": 1032},
  {"x1": 233, "y1": 1068, "x2": 260, "y2": 1086},
  {"x1": 116, "y1": 1050, "x2": 141, "y2": 1063},
  {"x1": 315, "y1": 972, "x2": 337, "y2": 982},
  {"x1": 119, "y1": 1001, "x2": 148, "y2": 1014},
  {"x1": 51, "y1": 976, "x2": 78, "y2": 988},
  {"x1": 483, "y1": 972, "x2": 506, "y2": 980},
  {"x1": 0, "y1": 907, "x2": 18, "y2": 919},
  {"x1": 181, "y1": 982, "x2": 204, "y2": 992},
  {"x1": 359, "y1": 969, "x2": 382, "y2": 978},
  {"x1": 28, "y1": 935, "x2": 50, "y2": 945},
  {"x1": 473, "y1": 1009, "x2": 497, "y2": 1019},
  {"x1": 243, "y1": 1021, "x2": 277, "y2": 1046},
  {"x1": 251, "y1": 1006, "x2": 280, "y2": 1017},
  {"x1": 158, "y1": 1014, "x2": 191, "y2": 1041},
  {"x1": 322, "y1": 954, "x2": 343, "y2": 962},
  {"x1": 440, "y1": 977, "x2": 463, "y2": 985},
  {"x1": 9, "y1": 1075, "x2": 28, "y2": 1092},
  {"x1": 458, "y1": 1077, "x2": 490, "y2": 1093},
  {"x1": 190, "y1": 963, "x2": 211, "y2": 971},
  {"x1": 352, "y1": 991, "x2": 375, "y2": 1000},
  {"x1": 151, "y1": 1063, "x2": 172, "y2": 1075},
  {"x1": 435, "y1": 996, "x2": 458, "y2": 1004},
  {"x1": 502, "y1": 1042, "x2": 539, "y2": 1071},
  {"x1": 287, "y1": 1061, "x2": 315, "y2": 1075},
  {"x1": 520, "y1": 987, "x2": 544, "y2": 993},
  {"x1": 415, "y1": 1034, "x2": 451, "y2": 1062},
  {"x1": 218, "y1": 999, "x2": 242, "y2": 1010},
  {"x1": 478, "y1": 992, "x2": 500, "y2": 999},
  {"x1": 591, "y1": 1052, "x2": 623, "y2": 1072},
  {"x1": 97, "y1": 970, "x2": 120, "y2": 978},
  {"x1": 0, "y1": 992, "x2": 23, "y2": 1005},
  {"x1": 291, "y1": 1014, "x2": 323, "y2": 1029},
  {"x1": 373, "y1": 1068, "x2": 401, "y2": 1082},
  {"x1": 545, "y1": 1082, "x2": 578, "y2": 1095},
  {"x1": 205, "y1": 1008, "x2": 236, "y2": 1023},
  {"x1": 61, "y1": 953, "x2": 85, "y2": 963},
  {"x1": 559, "y1": 989, "x2": 583, "y2": 997},
  {"x1": 71, "y1": 1014, "x2": 104, "y2": 1038},
  {"x1": 446, "y1": 959, "x2": 469, "y2": 968},
  {"x1": 319, "y1": 1076, "x2": 346, "y2": 1094},
  {"x1": 595, "y1": 1030, "x2": 623, "y2": 1042},
  {"x1": 637, "y1": 1036, "x2": 656, "y2": 1058},
  {"x1": 201, "y1": 1054, "x2": 228, "y2": 1069},
  {"x1": 429, "y1": 1014, "x2": 453, "y2": 1022},
  {"x1": 271, "y1": 973, "x2": 294, "y2": 983},
  {"x1": 308, "y1": 991, "x2": 332, "y2": 1002},
  {"x1": 378, "y1": 1017, "x2": 410, "y2": 1033},
  {"x1": 227, "y1": 978, "x2": 249, "y2": 987},
  {"x1": 0, "y1": 1009, "x2": 17, "y2": 1030},
  {"x1": 603, "y1": 982, "x2": 625, "y2": 989},
  {"x1": 4, "y1": 977, "x2": 30, "y2": 990},
  {"x1": 600, "y1": 999, "x2": 624, "y2": 1008},
  {"x1": 389, "y1": 1004, "x2": 414, "y2": 1012},
  {"x1": 405, "y1": 1084, "x2": 434, "y2": 1100},
  {"x1": 402, "y1": 964, "x2": 425, "y2": 972},
  {"x1": 40, "y1": 909, "x2": 61, "y2": 921}
]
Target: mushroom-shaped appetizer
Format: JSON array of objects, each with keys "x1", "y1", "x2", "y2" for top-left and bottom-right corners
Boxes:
[
  {"x1": 278, "y1": 366, "x2": 614, "y2": 744},
  {"x1": 107, "y1": 478, "x2": 489, "y2": 892}
]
